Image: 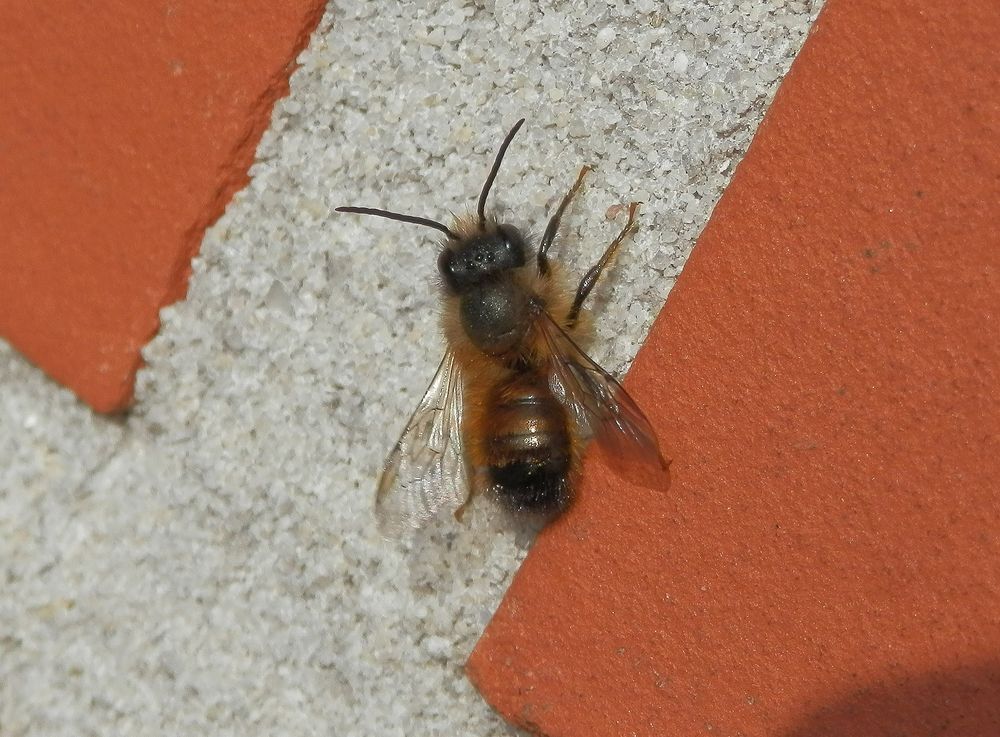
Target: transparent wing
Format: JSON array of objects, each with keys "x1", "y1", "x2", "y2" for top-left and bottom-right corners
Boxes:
[
  {"x1": 537, "y1": 312, "x2": 665, "y2": 468},
  {"x1": 375, "y1": 352, "x2": 469, "y2": 537}
]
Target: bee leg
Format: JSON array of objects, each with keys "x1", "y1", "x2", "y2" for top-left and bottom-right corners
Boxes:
[
  {"x1": 537, "y1": 165, "x2": 592, "y2": 277},
  {"x1": 567, "y1": 202, "x2": 640, "y2": 326},
  {"x1": 453, "y1": 500, "x2": 469, "y2": 523}
]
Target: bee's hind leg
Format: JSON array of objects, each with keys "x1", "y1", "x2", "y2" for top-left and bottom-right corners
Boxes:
[
  {"x1": 537, "y1": 165, "x2": 592, "y2": 277},
  {"x1": 566, "y1": 202, "x2": 640, "y2": 327},
  {"x1": 453, "y1": 467, "x2": 484, "y2": 522}
]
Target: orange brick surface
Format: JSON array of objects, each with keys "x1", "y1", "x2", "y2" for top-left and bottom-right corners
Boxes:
[
  {"x1": 468, "y1": 1, "x2": 1000, "y2": 734},
  {"x1": 0, "y1": 1, "x2": 324, "y2": 411}
]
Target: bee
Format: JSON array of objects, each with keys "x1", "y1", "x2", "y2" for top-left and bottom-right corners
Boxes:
[{"x1": 338, "y1": 119, "x2": 664, "y2": 535}]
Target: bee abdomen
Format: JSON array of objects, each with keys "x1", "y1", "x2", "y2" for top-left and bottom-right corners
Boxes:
[{"x1": 485, "y1": 376, "x2": 572, "y2": 513}]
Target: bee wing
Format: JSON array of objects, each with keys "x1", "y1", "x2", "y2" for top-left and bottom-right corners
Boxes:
[
  {"x1": 538, "y1": 312, "x2": 665, "y2": 468},
  {"x1": 375, "y1": 352, "x2": 469, "y2": 537}
]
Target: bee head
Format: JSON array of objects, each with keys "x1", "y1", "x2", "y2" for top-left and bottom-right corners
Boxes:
[{"x1": 437, "y1": 224, "x2": 527, "y2": 292}]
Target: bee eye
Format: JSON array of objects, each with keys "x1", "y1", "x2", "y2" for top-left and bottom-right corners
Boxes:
[
  {"x1": 497, "y1": 225, "x2": 527, "y2": 267},
  {"x1": 439, "y1": 247, "x2": 476, "y2": 291},
  {"x1": 438, "y1": 249, "x2": 459, "y2": 286}
]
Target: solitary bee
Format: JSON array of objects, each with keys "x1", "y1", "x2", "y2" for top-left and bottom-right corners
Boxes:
[{"x1": 338, "y1": 119, "x2": 663, "y2": 535}]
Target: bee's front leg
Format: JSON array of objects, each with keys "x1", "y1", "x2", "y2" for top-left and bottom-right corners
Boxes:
[{"x1": 536, "y1": 165, "x2": 592, "y2": 277}]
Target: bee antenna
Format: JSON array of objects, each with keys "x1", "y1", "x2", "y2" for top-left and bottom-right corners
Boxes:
[
  {"x1": 477, "y1": 118, "x2": 525, "y2": 228},
  {"x1": 336, "y1": 206, "x2": 457, "y2": 240}
]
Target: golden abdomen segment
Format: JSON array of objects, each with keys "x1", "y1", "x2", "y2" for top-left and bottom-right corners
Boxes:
[{"x1": 483, "y1": 372, "x2": 572, "y2": 513}]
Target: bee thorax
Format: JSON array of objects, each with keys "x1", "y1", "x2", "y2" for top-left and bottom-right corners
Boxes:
[{"x1": 459, "y1": 280, "x2": 530, "y2": 355}]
